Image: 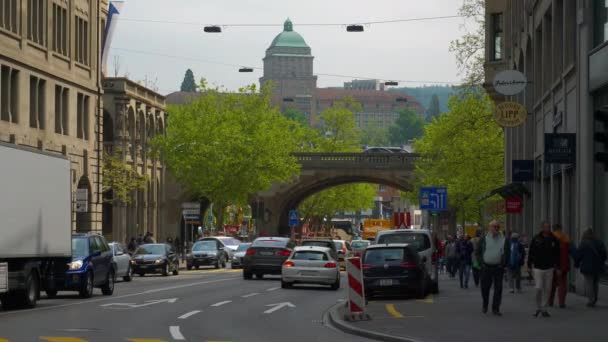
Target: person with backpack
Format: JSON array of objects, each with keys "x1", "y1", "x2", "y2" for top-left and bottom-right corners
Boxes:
[
  {"x1": 528, "y1": 221, "x2": 560, "y2": 318},
  {"x1": 549, "y1": 223, "x2": 571, "y2": 308},
  {"x1": 574, "y1": 228, "x2": 607, "y2": 307},
  {"x1": 506, "y1": 232, "x2": 526, "y2": 293}
]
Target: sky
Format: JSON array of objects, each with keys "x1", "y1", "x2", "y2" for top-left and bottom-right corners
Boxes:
[{"x1": 107, "y1": 0, "x2": 469, "y2": 95}]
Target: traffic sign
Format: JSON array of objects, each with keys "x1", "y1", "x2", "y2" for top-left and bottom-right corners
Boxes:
[
  {"x1": 420, "y1": 187, "x2": 448, "y2": 211},
  {"x1": 288, "y1": 210, "x2": 299, "y2": 226}
]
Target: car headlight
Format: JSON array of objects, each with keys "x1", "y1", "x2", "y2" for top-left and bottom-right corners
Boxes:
[
  {"x1": 154, "y1": 259, "x2": 164, "y2": 264},
  {"x1": 232, "y1": 256, "x2": 238, "y2": 261},
  {"x1": 68, "y1": 260, "x2": 83, "y2": 270},
  {"x1": 207, "y1": 252, "x2": 217, "y2": 256},
  {"x1": 130, "y1": 259, "x2": 136, "y2": 265}
]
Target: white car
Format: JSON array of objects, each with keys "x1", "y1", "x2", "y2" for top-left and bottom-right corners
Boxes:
[
  {"x1": 199, "y1": 237, "x2": 241, "y2": 259},
  {"x1": 281, "y1": 246, "x2": 341, "y2": 290},
  {"x1": 109, "y1": 242, "x2": 133, "y2": 282}
]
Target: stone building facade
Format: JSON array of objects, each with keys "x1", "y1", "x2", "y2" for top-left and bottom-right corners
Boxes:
[{"x1": 0, "y1": 0, "x2": 108, "y2": 232}]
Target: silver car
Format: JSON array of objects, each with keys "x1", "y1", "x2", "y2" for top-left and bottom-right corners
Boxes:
[
  {"x1": 351, "y1": 239, "x2": 371, "y2": 258},
  {"x1": 109, "y1": 242, "x2": 133, "y2": 282},
  {"x1": 231, "y1": 243, "x2": 252, "y2": 269},
  {"x1": 281, "y1": 246, "x2": 340, "y2": 290}
]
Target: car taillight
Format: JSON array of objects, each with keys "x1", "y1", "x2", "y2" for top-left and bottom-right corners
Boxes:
[
  {"x1": 400, "y1": 261, "x2": 418, "y2": 268},
  {"x1": 324, "y1": 262, "x2": 338, "y2": 268},
  {"x1": 277, "y1": 249, "x2": 291, "y2": 257},
  {"x1": 283, "y1": 261, "x2": 294, "y2": 267},
  {"x1": 362, "y1": 263, "x2": 373, "y2": 269},
  {"x1": 245, "y1": 248, "x2": 255, "y2": 255}
]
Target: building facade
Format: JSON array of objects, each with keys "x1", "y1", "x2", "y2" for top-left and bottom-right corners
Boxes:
[
  {"x1": 102, "y1": 77, "x2": 167, "y2": 243},
  {"x1": 484, "y1": 0, "x2": 608, "y2": 279},
  {"x1": 0, "y1": 0, "x2": 108, "y2": 232}
]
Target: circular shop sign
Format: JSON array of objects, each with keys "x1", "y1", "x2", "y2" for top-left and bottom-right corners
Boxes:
[
  {"x1": 494, "y1": 102, "x2": 527, "y2": 127},
  {"x1": 493, "y1": 70, "x2": 527, "y2": 96}
]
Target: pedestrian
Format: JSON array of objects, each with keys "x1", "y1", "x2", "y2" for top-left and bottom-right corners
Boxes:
[
  {"x1": 457, "y1": 235, "x2": 473, "y2": 289},
  {"x1": 445, "y1": 236, "x2": 459, "y2": 278},
  {"x1": 506, "y1": 232, "x2": 526, "y2": 293},
  {"x1": 528, "y1": 221, "x2": 560, "y2": 318},
  {"x1": 574, "y1": 228, "x2": 607, "y2": 307},
  {"x1": 470, "y1": 230, "x2": 482, "y2": 287},
  {"x1": 136, "y1": 233, "x2": 144, "y2": 246},
  {"x1": 127, "y1": 237, "x2": 137, "y2": 255},
  {"x1": 476, "y1": 220, "x2": 507, "y2": 316},
  {"x1": 432, "y1": 232, "x2": 444, "y2": 274},
  {"x1": 549, "y1": 224, "x2": 571, "y2": 308}
]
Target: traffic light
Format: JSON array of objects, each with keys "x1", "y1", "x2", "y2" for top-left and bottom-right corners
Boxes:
[{"x1": 595, "y1": 108, "x2": 608, "y2": 171}]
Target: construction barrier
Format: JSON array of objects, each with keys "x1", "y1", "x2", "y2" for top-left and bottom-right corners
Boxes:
[{"x1": 345, "y1": 257, "x2": 369, "y2": 320}]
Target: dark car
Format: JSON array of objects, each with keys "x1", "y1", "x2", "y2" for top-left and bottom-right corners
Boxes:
[
  {"x1": 231, "y1": 243, "x2": 252, "y2": 269},
  {"x1": 362, "y1": 244, "x2": 429, "y2": 299},
  {"x1": 301, "y1": 239, "x2": 338, "y2": 258},
  {"x1": 130, "y1": 244, "x2": 179, "y2": 277},
  {"x1": 186, "y1": 240, "x2": 229, "y2": 270},
  {"x1": 46, "y1": 233, "x2": 115, "y2": 299},
  {"x1": 242, "y1": 237, "x2": 295, "y2": 280}
]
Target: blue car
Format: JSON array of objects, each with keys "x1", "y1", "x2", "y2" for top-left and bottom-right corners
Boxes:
[{"x1": 45, "y1": 233, "x2": 115, "y2": 298}]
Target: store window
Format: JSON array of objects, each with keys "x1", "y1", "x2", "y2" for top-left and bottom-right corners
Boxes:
[
  {"x1": 595, "y1": 0, "x2": 608, "y2": 47},
  {"x1": 491, "y1": 13, "x2": 503, "y2": 61}
]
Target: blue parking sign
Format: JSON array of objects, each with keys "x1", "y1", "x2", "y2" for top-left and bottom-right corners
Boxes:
[
  {"x1": 288, "y1": 210, "x2": 299, "y2": 226},
  {"x1": 419, "y1": 187, "x2": 448, "y2": 211}
]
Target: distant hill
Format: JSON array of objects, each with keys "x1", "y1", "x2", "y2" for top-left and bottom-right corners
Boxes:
[{"x1": 389, "y1": 85, "x2": 454, "y2": 114}]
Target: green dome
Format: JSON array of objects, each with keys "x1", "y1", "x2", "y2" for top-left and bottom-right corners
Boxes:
[{"x1": 269, "y1": 19, "x2": 309, "y2": 48}]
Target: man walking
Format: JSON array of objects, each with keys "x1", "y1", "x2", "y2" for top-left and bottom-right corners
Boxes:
[
  {"x1": 549, "y1": 224, "x2": 571, "y2": 308},
  {"x1": 528, "y1": 222, "x2": 560, "y2": 317},
  {"x1": 445, "y1": 236, "x2": 459, "y2": 278},
  {"x1": 476, "y1": 221, "x2": 507, "y2": 316},
  {"x1": 506, "y1": 233, "x2": 525, "y2": 293},
  {"x1": 457, "y1": 235, "x2": 474, "y2": 289},
  {"x1": 574, "y1": 228, "x2": 607, "y2": 307}
]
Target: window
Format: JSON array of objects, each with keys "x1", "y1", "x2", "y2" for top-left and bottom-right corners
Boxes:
[
  {"x1": 292, "y1": 251, "x2": 328, "y2": 261},
  {"x1": 52, "y1": 3, "x2": 68, "y2": 56},
  {"x1": 565, "y1": 0, "x2": 577, "y2": 65},
  {"x1": 89, "y1": 237, "x2": 101, "y2": 254},
  {"x1": 543, "y1": 12, "x2": 553, "y2": 91},
  {"x1": 553, "y1": 0, "x2": 563, "y2": 77},
  {"x1": 54, "y1": 85, "x2": 69, "y2": 135},
  {"x1": 0, "y1": 65, "x2": 19, "y2": 123},
  {"x1": 75, "y1": 16, "x2": 89, "y2": 65},
  {"x1": 595, "y1": 0, "x2": 608, "y2": 47},
  {"x1": 0, "y1": 0, "x2": 18, "y2": 33},
  {"x1": 376, "y1": 232, "x2": 431, "y2": 252},
  {"x1": 29, "y1": 76, "x2": 46, "y2": 129},
  {"x1": 27, "y1": 0, "x2": 45, "y2": 45},
  {"x1": 491, "y1": 13, "x2": 503, "y2": 61},
  {"x1": 77, "y1": 93, "x2": 89, "y2": 139}
]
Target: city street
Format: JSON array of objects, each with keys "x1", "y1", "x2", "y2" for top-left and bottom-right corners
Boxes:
[{"x1": 0, "y1": 267, "x2": 372, "y2": 342}]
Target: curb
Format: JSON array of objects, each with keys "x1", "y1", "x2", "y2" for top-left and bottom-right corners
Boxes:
[{"x1": 325, "y1": 303, "x2": 421, "y2": 342}]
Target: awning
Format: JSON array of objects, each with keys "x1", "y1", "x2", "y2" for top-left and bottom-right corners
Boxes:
[{"x1": 479, "y1": 183, "x2": 530, "y2": 201}]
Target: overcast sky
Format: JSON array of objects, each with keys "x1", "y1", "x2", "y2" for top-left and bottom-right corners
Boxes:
[{"x1": 107, "y1": 0, "x2": 468, "y2": 94}]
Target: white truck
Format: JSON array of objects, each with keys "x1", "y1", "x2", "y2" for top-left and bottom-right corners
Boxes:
[{"x1": 0, "y1": 143, "x2": 72, "y2": 309}]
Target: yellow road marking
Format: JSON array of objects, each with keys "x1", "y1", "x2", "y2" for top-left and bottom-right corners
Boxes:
[
  {"x1": 0, "y1": 338, "x2": 10, "y2": 342},
  {"x1": 126, "y1": 339, "x2": 167, "y2": 342},
  {"x1": 40, "y1": 338, "x2": 88, "y2": 342},
  {"x1": 416, "y1": 294, "x2": 434, "y2": 304},
  {"x1": 385, "y1": 304, "x2": 404, "y2": 318}
]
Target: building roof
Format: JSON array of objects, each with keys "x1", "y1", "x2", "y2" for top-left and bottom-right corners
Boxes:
[
  {"x1": 269, "y1": 19, "x2": 309, "y2": 49},
  {"x1": 315, "y1": 88, "x2": 424, "y2": 113}
]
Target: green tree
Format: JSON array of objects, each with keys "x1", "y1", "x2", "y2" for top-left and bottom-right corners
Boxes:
[
  {"x1": 360, "y1": 122, "x2": 390, "y2": 147},
  {"x1": 298, "y1": 183, "x2": 377, "y2": 223},
  {"x1": 409, "y1": 93, "x2": 504, "y2": 225},
  {"x1": 449, "y1": 0, "x2": 485, "y2": 87},
  {"x1": 102, "y1": 151, "x2": 148, "y2": 203},
  {"x1": 154, "y1": 83, "x2": 300, "y2": 228},
  {"x1": 282, "y1": 107, "x2": 308, "y2": 126},
  {"x1": 317, "y1": 96, "x2": 362, "y2": 152},
  {"x1": 426, "y1": 94, "x2": 441, "y2": 122},
  {"x1": 180, "y1": 69, "x2": 197, "y2": 92},
  {"x1": 388, "y1": 108, "x2": 425, "y2": 145}
]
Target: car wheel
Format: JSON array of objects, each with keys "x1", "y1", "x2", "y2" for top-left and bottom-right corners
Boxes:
[
  {"x1": 222, "y1": 256, "x2": 227, "y2": 268},
  {"x1": 101, "y1": 269, "x2": 115, "y2": 296},
  {"x1": 138, "y1": 272, "x2": 145, "y2": 277},
  {"x1": 243, "y1": 270, "x2": 253, "y2": 280},
  {"x1": 186, "y1": 264, "x2": 192, "y2": 271},
  {"x1": 195, "y1": 265, "x2": 200, "y2": 270},
  {"x1": 281, "y1": 280, "x2": 291, "y2": 289},
  {"x1": 431, "y1": 280, "x2": 439, "y2": 294},
  {"x1": 172, "y1": 264, "x2": 179, "y2": 276},
  {"x1": 255, "y1": 273, "x2": 264, "y2": 279},
  {"x1": 123, "y1": 266, "x2": 133, "y2": 282},
  {"x1": 162, "y1": 264, "x2": 169, "y2": 277},
  {"x1": 415, "y1": 280, "x2": 426, "y2": 299},
  {"x1": 214, "y1": 259, "x2": 220, "y2": 269},
  {"x1": 45, "y1": 289, "x2": 58, "y2": 298},
  {"x1": 330, "y1": 276, "x2": 340, "y2": 291},
  {"x1": 79, "y1": 271, "x2": 94, "y2": 298},
  {"x1": 20, "y1": 272, "x2": 39, "y2": 308}
]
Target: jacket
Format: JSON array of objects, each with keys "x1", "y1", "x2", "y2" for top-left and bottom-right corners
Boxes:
[
  {"x1": 527, "y1": 233, "x2": 560, "y2": 270},
  {"x1": 505, "y1": 238, "x2": 526, "y2": 270},
  {"x1": 456, "y1": 239, "x2": 474, "y2": 265},
  {"x1": 553, "y1": 231, "x2": 571, "y2": 273},
  {"x1": 476, "y1": 233, "x2": 508, "y2": 267},
  {"x1": 575, "y1": 239, "x2": 607, "y2": 276}
]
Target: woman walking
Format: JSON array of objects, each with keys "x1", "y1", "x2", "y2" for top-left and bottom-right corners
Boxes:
[{"x1": 574, "y1": 228, "x2": 607, "y2": 307}]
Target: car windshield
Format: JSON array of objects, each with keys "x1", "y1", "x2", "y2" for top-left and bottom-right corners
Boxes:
[
  {"x1": 364, "y1": 248, "x2": 406, "y2": 264},
  {"x1": 236, "y1": 243, "x2": 252, "y2": 252},
  {"x1": 223, "y1": 238, "x2": 241, "y2": 246},
  {"x1": 72, "y1": 238, "x2": 88, "y2": 259},
  {"x1": 377, "y1": 233, "x2": 431, "y2": 252},
  {"x1": 302, "y1": 241, "x2": 332, "y2": 248},
  {"x1": 192, "y1": 241, "x2": 216, "y2": 251},
  {"x1": 292, "y1": 251, "x2": 328, "y2": 261},
  {"x1": 252, "y1": 239, "x2": 287, "y2": 248},
  {"x1": 351, "y1": 241, "x2": 370, "y2": 248},
  {"x1": 135, "y1": 245, "x2": 165, "y2": 255}
]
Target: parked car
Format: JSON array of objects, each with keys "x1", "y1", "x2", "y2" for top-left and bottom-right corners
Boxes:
[
  {"x1": 333, "y1": 240, "x2": 352, "y2": 261},
  {"x1": 351, "y1": 240, "x2": 371, "y2": 257},
  {"x1": 130, "y1": 244, "x2": 179, "y2": 277},
  {"x1": 375, "y1": 229, "x2": 438, "y2": 294},
  {"x1": 300, "y1": 238, "x2": 338, "y2": 259},
  {"x1": 186, "y1": 240, "x2": 229, "y2": 270},
  {"x1": 46, "y1": 233, "x2": 115, "y2": 299},
  {"x1": 231, "y1": 243, "x2": 252, "y2": 269},
  {"x1": 281, "y1": 246, "x2": 340, "y2": 290},
  {"x1": 362, "y1": 244, "x2": 428, "y2": 299},
  {"x1": 198, "y1": 237, "x2": 241, "y2": 259},
  {"x1": 108, "y1": 242, "x2": 133, "y2": 282},
  {"x1": 243, "y1": 237, "x2": 295, "y2": 280}
]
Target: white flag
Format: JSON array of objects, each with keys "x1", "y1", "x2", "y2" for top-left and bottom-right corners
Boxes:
[{"x1": 101, "y1": 1, "x2": 125, "y2": 75}]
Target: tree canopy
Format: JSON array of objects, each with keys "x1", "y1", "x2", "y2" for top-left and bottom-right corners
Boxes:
[
  {"x1": 180, "y1": 69, "x2": 197, "y2": 92},
  {"x1": 388, "y1": 108, "x2": 425, "y2": 145},
  {"x1": 449, "y1": 0, "x2": 485, "y2": 86},
  {"x1": 360, "y1": 122, "x2": 390, "y2": 147},
  {"x1": 282, "y1": 107, "x2": 308, "y2": 126},
  {"x1": 102, "y1": 151, "x2": 148, "y2": 203}
]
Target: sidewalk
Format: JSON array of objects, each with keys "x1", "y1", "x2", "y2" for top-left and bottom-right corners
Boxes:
[{"x1": 328, "y1": 273, "x2": 608, "y2": 342}]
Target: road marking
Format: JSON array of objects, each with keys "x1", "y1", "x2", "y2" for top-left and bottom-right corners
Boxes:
[
  {"x1": 264, "y1": 302, "x2": 295, "y2": 314},
  {"x1": 0, "y1": 277, "x2": 238, "y2": 317},
  {"x1": 101, "y1": 298, "x2": 177, "y2": 309},
  {"x1": 40, "y1": 338, "x2": 88, "y2": 342},
  {"x1": 169, "y1": 326, "x2": 185, "y2": 340},
  {"x1": 416, "y1": 294, "x2": 434, "y2": 304},
  {"x1": 386, "y1": 304, "x2": 405, "y2": 318},
  {"x1": 241, "y1": 292, "x2": 259, "y2": 298},
  {"x1": 266, "y1": 287, "x2": 280, "y2": 292},
  {"x1": 210, "y1": 300, "x2": 232, "y2": 307},
  {"x1": 178, "y1": 310, "x2": 201, "y2": 319},
  {"x1": 127, "y1": 339, "x2": 167, "y2": 342}
]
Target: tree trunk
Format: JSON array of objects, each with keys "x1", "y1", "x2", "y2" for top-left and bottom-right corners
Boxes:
[{"x1": 214, "y1": 202, "x2": 226, "y2": 232}]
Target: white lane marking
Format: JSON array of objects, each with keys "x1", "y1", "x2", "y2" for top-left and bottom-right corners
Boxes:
[
  {"x1": 101, "y1": 298, "x2": 178, "y2": 308},
  {"x1": 210, "y1": 300, "x2": 232, "y2": 307},
  {"x1": 0, "y1": 277, "x2": 238, "y2": 316},
  {"x1": 178, "y1": 310, "x2": 201, "y2": 319},
  {"x1": 264, "y1": 302, "x2": 296, "y2": 314},
  {"x1": 241, "y1": 292, "x2": 260, "y2": 298},
  {"x1": 170, "y1": 326, "x2": 185, "y2": 340},
  {"x1": 266, "y1": 287, "x2": 280, "y2": 292}
]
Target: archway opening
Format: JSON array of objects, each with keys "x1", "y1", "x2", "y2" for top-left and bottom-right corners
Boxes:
[{"x1": 75, "y1": 176, "x2": 92, "y2": 232}]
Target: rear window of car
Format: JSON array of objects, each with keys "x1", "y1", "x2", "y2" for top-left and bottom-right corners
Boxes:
[
  {"x1": 377, "y1": 233, "x2": 431, "y2": 252},
  {"x1": 302, "y1": 241, "x2": 332, "y2": 248},
  {"x1": 252, "y1": 239, "x2": 288, "y2": 248},
  {"x1": 236, "y1": 243, "x2": 251, "y2": 252},
  {"x1": 364, "y1": 248, "x2": 416, "y2": 264},
  {"x1": 292, "y1": 251, "x2": 328, "y2": 261},
  {"x1": 351, "y1": 241, "x2": 369, "y2": 248}
]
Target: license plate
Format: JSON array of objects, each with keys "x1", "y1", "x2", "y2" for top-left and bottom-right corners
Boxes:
[
  {"x1": 259, "y1": 251, "x2": 273, "y2": 256},
  {"x1": 301, "y1": 271, "x2": 318, "y2": 276},
  {"x1": 379, "y1": 279, "x2": 394, "y2": 286}
]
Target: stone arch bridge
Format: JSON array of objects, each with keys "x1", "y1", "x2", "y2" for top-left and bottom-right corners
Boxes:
[{"x1": 252, "y1": 152, "x2": 418, "y2": 236}]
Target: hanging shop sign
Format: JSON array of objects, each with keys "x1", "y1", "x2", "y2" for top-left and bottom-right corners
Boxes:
[
  {"x1": 493, "y1": 70, "x2": 528, "y2": 96},
  {"x1": 494, "y1": 102, "x2": 527, "y2": 127}
]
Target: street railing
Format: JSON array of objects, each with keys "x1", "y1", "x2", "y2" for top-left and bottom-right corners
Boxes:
[{"x1": 291, "y1": 152, "x2": 419, "y2": 170}]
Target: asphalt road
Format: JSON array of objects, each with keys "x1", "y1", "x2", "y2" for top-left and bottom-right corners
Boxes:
[{"x1": 0, "y1": 266, "x2": 373, "y2": 342}]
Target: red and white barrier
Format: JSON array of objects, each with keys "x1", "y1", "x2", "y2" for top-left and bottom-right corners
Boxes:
[{"x1": 345, "y1": 257, "x2": 368, "y2": 320}]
